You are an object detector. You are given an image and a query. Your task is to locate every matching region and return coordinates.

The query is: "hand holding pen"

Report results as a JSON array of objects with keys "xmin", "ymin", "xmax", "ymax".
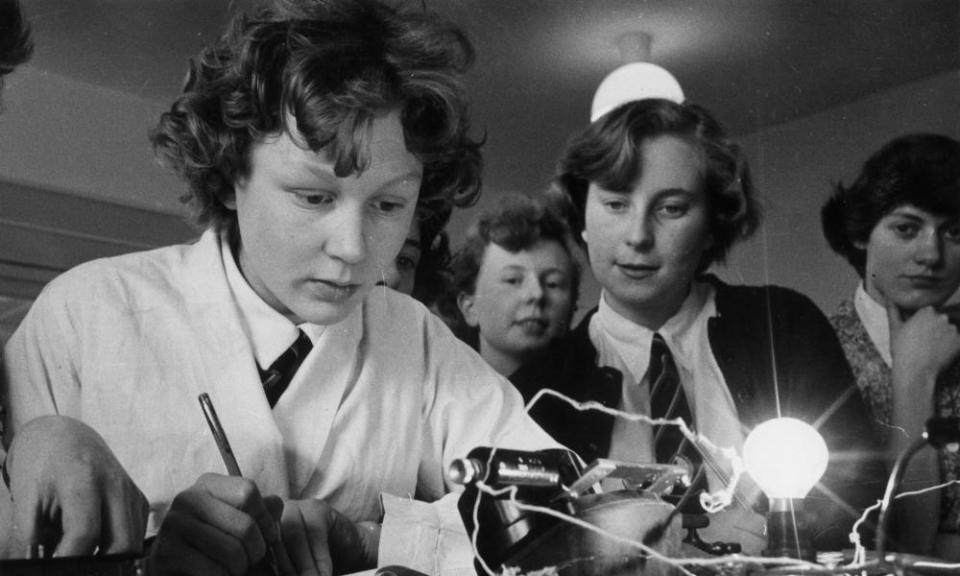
[
  {"xmin": 141, "ymin": 393, "xmax": 379, "ymax": 576},
  {"xmin": 198, "ymin": 393, "xmax": 292, "ymax": 576},
  {"xmin": 141, "ymin": 394, "xmax": 292, "ymax": 576},
  {"xmin": 197, "ymin": 393, "xmax": 379, "ymax": 575}
]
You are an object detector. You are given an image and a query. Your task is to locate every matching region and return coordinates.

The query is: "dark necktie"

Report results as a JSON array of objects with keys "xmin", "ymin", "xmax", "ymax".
[
  {"xmin": 259, "ymin": 330, "xmax": 313, "ymax": 408},
  {"xmin": 648, "ymin": 334, "xmax": 700, "ymax": 471}
]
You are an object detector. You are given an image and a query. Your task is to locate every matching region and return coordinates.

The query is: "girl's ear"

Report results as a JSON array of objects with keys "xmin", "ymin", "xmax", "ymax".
[
  {"xmin": 222, "ymin": 189, "xmax": 238, "ymax": 210},
  {"xmin": 457, "ymin": 292, "xmax": 480, "ymax": 328}
]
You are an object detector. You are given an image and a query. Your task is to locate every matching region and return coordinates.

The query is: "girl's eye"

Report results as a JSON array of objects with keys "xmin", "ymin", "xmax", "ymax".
[
  {"xmin": 891, "ymin": 222, "xmax": 919, "ymax": 238},
  {"xmin": 371, "ymin": 199, "xmax": 407, "ymax": 215},
  {"xmin": 657, "ymin": 203, "xmax": 689, "ymax": 218},
  {"xmin": 293, "ymin": 190, "xmax": 334, "ymax": 207},
  {"xmin": 944, "ymin": 225, "xmax": 960, "ymax": 242},
  {"xmin": 397, "ymin": 255, "xmax": 419, "ymax": 271},
  {"xmin": 603, "ymin": 199, "xmax": 628, "ymax": 213},
  {"xmin": 502, "ymin": 277, "xmax": 522, "ymax": 286},
  {"xmin": 543, "ymin": 274, "xmax": 568, "ymax": 290}
]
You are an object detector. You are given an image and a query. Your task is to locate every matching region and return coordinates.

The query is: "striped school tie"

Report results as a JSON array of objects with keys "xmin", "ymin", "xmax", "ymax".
[
  {"xmin": 259, "ymin": 330, "xmax": 313, "ymax": 408},
  {"xmin": 648, "ymin": 333, "xmax": 701, "ymax": 474}
]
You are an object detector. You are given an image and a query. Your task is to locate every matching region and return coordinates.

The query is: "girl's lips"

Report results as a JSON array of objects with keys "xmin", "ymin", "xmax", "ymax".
[
  {"xmin": 309, "ymin": 279, "xmax": 360, "ymax": 301},
  {"xmin": 903, "ymin": 275, "xmax": 945, "ymax": 288},
  {"xmin": 616, "ymin": 262, "xmax": 658, "ymax": 279},
  {"xmin": 515, "ymin": 318, "xmax": 549, "ymax": 335}
]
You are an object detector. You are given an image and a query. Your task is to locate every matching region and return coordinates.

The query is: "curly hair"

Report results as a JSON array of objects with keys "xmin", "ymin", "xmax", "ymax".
[
  {"xmin": 410, "ymin": 204, "xmax": 454, "ymax": 307},
  {"xmin": 821, "ymin": 133, "xmax": 960, "ymax": 278},
  {"xmin": 443, "ymin": 195, "xmax": 581, "ymax": 347},
  {"xmin": 551, "ymin": 98, "xmax": 759, "ymax": 271},
  {"xmin": 151, "ymin": 0, "xmax": 482, "ymax": 240},
  {"xmin": 0, "ymin": 0, "xmax": 33, "ymax": 93}
]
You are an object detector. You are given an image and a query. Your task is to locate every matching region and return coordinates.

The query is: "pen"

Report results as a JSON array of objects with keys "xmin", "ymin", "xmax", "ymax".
[
  {"xmin": 199, "ymin": 392, "xmax": 243, "ymax": 476},
  {"xmin": 198, "ymin": 392, "xmax": 285, "ymax": 576}
]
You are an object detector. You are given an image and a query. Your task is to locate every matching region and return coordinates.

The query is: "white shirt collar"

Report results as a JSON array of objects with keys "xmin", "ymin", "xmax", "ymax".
[
  {"xmin": 220, "ymin": 234, "xmax": 325, "ymax": 369},
  {"xmin": 854, "ymin": 282, "xmax": 892, "ymax": 367},
  {"xmin": 594, "ymin": 282, "xmax": 716, "ymax": 382}
]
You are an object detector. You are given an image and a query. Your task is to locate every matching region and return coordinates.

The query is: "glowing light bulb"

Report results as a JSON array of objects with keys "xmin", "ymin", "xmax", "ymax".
[
  {"xmin": 743, "ymin": 417, "xmax": 828, "ymax": 499},
  {"xmin": 743, "ymin": 417, "xmax": 829, "ymax": 560}
]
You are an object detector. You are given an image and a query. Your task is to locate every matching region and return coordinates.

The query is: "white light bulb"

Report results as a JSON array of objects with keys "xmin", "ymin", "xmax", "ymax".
[
  {"xmin": 590, "ymin": 62, "xmax": 685, "ymax": 122},
  {"xmin": 742, "ymin": 417, "xmax": 828, "ymax": 500}
]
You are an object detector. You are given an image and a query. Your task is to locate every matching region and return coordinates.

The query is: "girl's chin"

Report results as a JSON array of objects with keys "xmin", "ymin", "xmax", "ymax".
[{"xmin": 891, "ymin": 294, "xmax": 950, "ymax": 314}]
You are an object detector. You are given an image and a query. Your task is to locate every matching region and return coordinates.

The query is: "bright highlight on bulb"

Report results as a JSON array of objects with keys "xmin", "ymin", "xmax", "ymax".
[
  {"xmin": 743, "ymin": 417, "xmax": 828, "ymax": 500},
  {"xmin": 590, "ymin": 62, "xmax": 685, "ymax": 122}
]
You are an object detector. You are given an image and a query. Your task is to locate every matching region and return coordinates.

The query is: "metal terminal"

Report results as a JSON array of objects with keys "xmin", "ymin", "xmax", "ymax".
[{"xmin": 448, "ymin": 457, "xmax": 485, "ymax": 485}]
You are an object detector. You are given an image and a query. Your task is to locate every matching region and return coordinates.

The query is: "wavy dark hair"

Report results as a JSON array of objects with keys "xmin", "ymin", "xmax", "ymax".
[
  {"xmin": 443, "ymin": 194, "xmax": 581, "ymax": 348},
  {"xmin": 0, "ymin": 0, "xmax": 33, "ymax": 94},
  {"xmin": 551, "ymin": 98, "xmax": 759, "ymax": 271},
  {"xmin": 821, "ymin": 133, "xmax": 960, "ymax": 278},
  {"xmin": 411, "ymin": 204, "xmax": 454, "ymax": 307},
  {"xmin": 151, "ymin": 0, "xmax": 482, "ymax": 239}
]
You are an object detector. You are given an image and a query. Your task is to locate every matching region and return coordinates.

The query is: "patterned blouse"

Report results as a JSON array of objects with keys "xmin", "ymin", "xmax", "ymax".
[{"xmin": 830, "ymin": 299, "xmax": 960, "ymax": 532}]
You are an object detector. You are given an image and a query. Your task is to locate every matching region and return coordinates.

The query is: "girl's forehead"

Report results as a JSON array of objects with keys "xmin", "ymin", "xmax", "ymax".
[{"xmin": 885, "ymin": 203, "xmax": 960, "ymax": 222}]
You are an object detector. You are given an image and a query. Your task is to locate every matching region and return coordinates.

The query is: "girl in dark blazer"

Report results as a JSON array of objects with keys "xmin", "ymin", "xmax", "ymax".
[{"xmin": 517, "ymin": 97, "xmax": 885, "ymax": 553}]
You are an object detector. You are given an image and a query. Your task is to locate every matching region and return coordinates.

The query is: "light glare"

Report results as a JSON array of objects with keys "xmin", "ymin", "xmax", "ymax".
[{"xmin": 742, "ymin": 417, "xmax": 828, "ymax": 500}]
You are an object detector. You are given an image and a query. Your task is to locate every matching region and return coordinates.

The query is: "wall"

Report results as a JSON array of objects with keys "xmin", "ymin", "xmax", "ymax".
[
  {"xmin": 2, "ymin": 66, "xmax": 959, "ymax": 326},
  {"xmin": 0, "ymin": 66, "xmax": 184, "ymax": 213},
  {"xmin": 718, "ymin": 69, "xmax": 960, "ymax": 313},
  {"xmin": 0, "ymin": 67, "xmax": 196, "ymax": 341},
  {"xmin": 446, "ymin": 69, "xmax": 960, "ymax": 319}
]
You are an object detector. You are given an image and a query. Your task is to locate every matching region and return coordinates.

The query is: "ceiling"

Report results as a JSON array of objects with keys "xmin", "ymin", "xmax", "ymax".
[{"xmin": 24, "ymin": 0, "xmax": 960, "ymax": 196}]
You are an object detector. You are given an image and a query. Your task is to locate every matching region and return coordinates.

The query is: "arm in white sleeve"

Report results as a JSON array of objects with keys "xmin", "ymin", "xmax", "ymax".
[{"xmin": 377, "ymin": 314, "xmax": 561, "ymax": 576}]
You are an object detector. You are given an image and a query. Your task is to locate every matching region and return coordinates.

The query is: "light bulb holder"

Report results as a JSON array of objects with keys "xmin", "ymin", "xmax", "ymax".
[
  {"xmin": 763, "ymin": 498, "xmax": 815, "ymax": 562},
  {"xmin": 615, "ymin": 31, "xmax": 652, "ymax": 63}
]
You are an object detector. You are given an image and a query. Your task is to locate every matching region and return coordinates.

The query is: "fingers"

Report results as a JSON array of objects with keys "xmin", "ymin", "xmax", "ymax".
[
  {"xmin": 281, "ymin": 504, "xmax": 332, "ymax": 576},
  {"xmin": 159, "ymin": 501, "xmax": 253, "ymax": 576},
  {"xmin": 188, "ymin": 475, "xmax": 271, "ymax": 563},
  {"xmin": 7, "ymin": 415, "xmax": 148, "ymax": 557},
  {"xmin": 279, "ymin": 500, "xmax": 377, "ymax": 576},
  {"xmin": 12, "ymin": 467, "xmax": 101, "ymax": 557},
  {"xmin": 149, "ymin": 474, "xmax": 280, "ymax": 576},
  {"xmin": 11, "ymin": 484, "xmax": 42, "ymax": 553},
  {"xmin": 885, "ymin": 298, "xmax": 906, "ymax": 334},
  {"xmin": 147, "ymin": 526, "xmax": 231, "ymax": 576},
  {"xmin": 354, "ymin": 521, "xmax": 381, "ymax": 565},
  {"xmin": 99, "ymin": 484, "xmax": 150, "ymax": 555},
  {"xmin": 54, "ymin": 478, "xmax": 103, "ymax": 556},
  {"xmin": 262, "ymin": 495, "xmax": 295, "ymax": 576}
]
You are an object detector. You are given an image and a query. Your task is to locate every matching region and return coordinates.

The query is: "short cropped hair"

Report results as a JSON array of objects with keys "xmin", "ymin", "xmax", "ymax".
[
  {"xmin": 442, "ymin": 195, "xmax": 580, "ymax": 347},
  {"xmin": 451, "ymin": 195, "xmax": 581, "ymax": 300},
  {"xmin": 151, "ymin": 0, "xmax": 482, "ymax": 240},
  {"xmin": 821, "ymin": 133, "xmax": 960, "ymax": 278},
  {"xmin": 552, "ymin": 98, "xmax": 759, "ymax": 270},
  {"xmin": 0, "ymin": 0, "xmax": 33, "ymax": 92}
]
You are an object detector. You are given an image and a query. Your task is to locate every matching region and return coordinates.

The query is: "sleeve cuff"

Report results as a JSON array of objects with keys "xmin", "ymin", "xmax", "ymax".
[{"xmin": 377, "ymin": 493, "xmax": 476, "ymax": 576}]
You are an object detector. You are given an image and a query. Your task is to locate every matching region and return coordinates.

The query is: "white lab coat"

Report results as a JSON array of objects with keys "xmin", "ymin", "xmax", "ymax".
[{"xmin": 1, "ymin": 230, "xmax": 557, "ymax": 541}]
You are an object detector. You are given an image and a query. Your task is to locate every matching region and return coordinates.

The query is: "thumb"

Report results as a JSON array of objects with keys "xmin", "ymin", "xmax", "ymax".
[
  {"xmin": 885, "ymin": 297, "xmax": 906, "ymax": 336},
  {"xmin": 54, "ymin": 494, "xmax": 101, "ymax": 557}
]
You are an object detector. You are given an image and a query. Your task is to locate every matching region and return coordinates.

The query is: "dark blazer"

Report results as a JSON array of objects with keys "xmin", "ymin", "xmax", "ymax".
[{"xmin": 510, "ymin": 276, "xmax": 887, "ymax": 551}]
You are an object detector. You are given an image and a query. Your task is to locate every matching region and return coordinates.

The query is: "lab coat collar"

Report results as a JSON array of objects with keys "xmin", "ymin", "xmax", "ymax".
[
  {"xmin": 177, "ymin": 230, "xmax": 290, "ymax": 496},
  {"xmin": 181, "ymin": 229, "xmax": 363, "ymax": 495}
]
